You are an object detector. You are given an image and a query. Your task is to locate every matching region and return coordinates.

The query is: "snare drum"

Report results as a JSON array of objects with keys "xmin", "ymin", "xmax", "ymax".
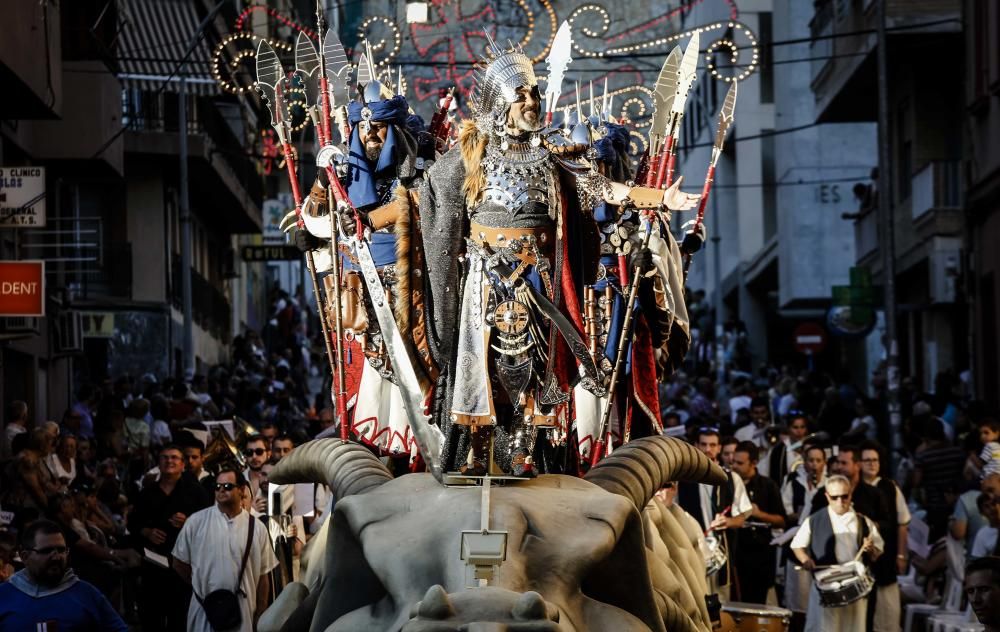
[
  {"xmin": 813, "ymin": 561, "xmax": 874, "ymax": 608},
  {"xmin": 704, "ymin": 533, "xmax": 727, "ymax": 576},
  {"xmin": 719, "ymin": 602, "xmax": 792, "ymax": 632}
]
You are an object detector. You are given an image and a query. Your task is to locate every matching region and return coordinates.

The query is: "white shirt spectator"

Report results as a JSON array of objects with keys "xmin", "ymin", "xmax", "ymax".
[
  {"xmin": 971, "ymin": 525, "xmax": 997, "ymax": 558},
  {"xmin": 173, "ymin": 507, "xmax": 278, "ymax": 632}
]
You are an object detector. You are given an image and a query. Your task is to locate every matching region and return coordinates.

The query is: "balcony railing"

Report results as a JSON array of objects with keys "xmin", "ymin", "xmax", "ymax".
[
  {"xmin": 18, "ymin": 216, "xmax": 132, "ymax": 299},
  {"xmin": 171, "ymin": 256, "xmax": 232, "ymax": 342},
  {"xmin": 911, "ymin": 161, "xmax": 962, "ymax": 221}
]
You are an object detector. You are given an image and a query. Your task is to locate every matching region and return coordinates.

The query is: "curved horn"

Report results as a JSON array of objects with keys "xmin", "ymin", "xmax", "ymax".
[
  {"xmin": 584, "ymin": 436, "xmax": 726, "ymax": 510},
  {"xmin": 269, "ymin": 438, "xmax": 393, "ymax": 501}
]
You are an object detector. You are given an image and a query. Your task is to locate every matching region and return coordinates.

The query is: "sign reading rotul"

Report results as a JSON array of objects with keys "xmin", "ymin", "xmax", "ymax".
[
  {"xmin": 0, "ymin": 261, "xmax": 45, "ymax": 316},
  {"xmin": 0, "ymin": 167, "xmax": 46, "ymax": 227}
]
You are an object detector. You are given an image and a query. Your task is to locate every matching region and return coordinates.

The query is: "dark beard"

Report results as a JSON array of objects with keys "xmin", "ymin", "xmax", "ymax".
[{"xmin": 365, "ymin": 145, "xmax": 382, "ymax": 163}]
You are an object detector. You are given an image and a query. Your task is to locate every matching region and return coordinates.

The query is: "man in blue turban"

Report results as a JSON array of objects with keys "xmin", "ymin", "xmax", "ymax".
[{"xmin": 295, "ymin": 80, "xmax": 436, "ymax": 474}]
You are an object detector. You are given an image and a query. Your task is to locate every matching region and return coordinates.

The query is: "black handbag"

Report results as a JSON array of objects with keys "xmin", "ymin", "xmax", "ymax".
[{"xmin": 195, "ymin": 515, "xmax": 255, "ymax": 631}]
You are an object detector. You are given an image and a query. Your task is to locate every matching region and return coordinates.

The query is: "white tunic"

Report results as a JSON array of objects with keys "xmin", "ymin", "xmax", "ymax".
[
  {"xmin": 790, "ymin": 507, "xmax": 883, "ymax": 632},
  {"xmin": 173, "ymin": 506, "xmax": 278, "ymax": 632}
]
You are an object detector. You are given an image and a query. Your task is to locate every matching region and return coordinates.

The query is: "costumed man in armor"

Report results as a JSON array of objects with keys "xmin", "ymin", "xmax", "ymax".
[
  {"xmin": 295, "ymin": 73, "xmax": 433, "ymax": 470},
  {"xmin": 571, "ymin": 115, "xmax": 691, "ymax": 467},
  {"xmin": 791, "ymin": 474, "xmax": 883, "ymax": 632},
  {"xmin": 417, "ymin": 40, "xmax": 698, "ymax": 477}
]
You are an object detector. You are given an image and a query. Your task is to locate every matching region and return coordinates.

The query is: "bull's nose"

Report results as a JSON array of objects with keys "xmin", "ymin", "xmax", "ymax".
[{"xmin": 403, "ymin": 586, "xmax": 561, "ymax": 632}]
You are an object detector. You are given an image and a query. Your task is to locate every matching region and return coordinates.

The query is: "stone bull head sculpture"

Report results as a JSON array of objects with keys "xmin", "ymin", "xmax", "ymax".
[{"xmin": 262, "ymin": 435, "xmax": 725, "ymax": 632}]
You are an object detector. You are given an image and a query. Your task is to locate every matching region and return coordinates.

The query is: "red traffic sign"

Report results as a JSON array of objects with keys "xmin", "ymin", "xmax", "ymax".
[
  {"xmin": 793, "ymin": 322, "xmax": 827, "ymax": 354},
  {"xmin": 0, "ymin": 261, "xmax": 44, "ymax": 317}
]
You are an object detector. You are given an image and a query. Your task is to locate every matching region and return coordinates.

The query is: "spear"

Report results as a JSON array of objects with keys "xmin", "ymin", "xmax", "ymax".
[
  {"xmin": 644, "ymin": 46, "xmax": 680, "ymax": 187},
  {"xmin": 312, "ymin": 6, "xmax": 354, "ymax": 441},
  {"xmin": 655, "ymin": 31, "xmax": 700, "ymax": 190},
  {"xmin": 544, "ymin": 21, "xmax": 572, "ymax": 126},
  {"xmin": 683, "ymin": 81, "xmax": 737, "ymax": 276},
  {"xmin": 255, "ymin": 39, "xmax": 339, "ymax": 414}
]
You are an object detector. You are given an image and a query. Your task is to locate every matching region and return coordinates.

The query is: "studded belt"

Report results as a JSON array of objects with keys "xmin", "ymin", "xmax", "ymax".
[{"xmin": 469, "ymin": 222, "xmax": 553, "ymax": 260}]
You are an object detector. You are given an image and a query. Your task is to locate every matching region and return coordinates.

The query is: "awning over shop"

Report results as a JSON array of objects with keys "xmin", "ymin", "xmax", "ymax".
[{"xmin": 117, "ymin": 0, "xmax": 218, "ymax": 96}]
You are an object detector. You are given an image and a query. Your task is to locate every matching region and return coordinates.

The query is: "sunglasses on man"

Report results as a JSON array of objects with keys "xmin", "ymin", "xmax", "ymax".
[
  {"xmin": 244, "ymin": 448, "xmax": 267, "ymax": 457},
  {"xmin": 214, "ymin": 482, "xmax": 238, "ymax": 491},
  {"xmin": 827, "ymin": 493, "xmax": 851, "ymax": 501}
]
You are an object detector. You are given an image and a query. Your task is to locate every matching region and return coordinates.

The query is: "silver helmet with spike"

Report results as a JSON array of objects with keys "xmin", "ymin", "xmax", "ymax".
[{"xmin": 472, "ymin": 31, "xmax": 537, "ymax": 132}]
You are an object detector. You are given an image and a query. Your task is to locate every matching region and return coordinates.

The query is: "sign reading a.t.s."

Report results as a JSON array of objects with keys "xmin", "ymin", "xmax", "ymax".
[{"xmin": 0, "ymin": 166, "xmax": 45, "ymax": 228}]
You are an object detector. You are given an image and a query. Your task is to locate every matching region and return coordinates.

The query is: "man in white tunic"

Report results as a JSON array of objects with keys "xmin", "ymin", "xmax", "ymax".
[
  {"xmin": 172, "ymin": 468, "xmax": 278, "ymax": 632},
  {"xmin": 791, "ymin": 474, "xmax": 883, "ymax": 632}
]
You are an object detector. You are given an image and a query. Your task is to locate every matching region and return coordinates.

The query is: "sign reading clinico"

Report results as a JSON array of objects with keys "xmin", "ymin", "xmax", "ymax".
[{"xmin": 0, "ymin": 167, "xmax": 46, "ymax": 228}]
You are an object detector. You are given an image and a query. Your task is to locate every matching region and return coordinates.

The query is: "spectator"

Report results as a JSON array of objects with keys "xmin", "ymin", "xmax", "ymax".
[
  {"xmin": 172, "ymin": 468, "xmax": 278, "ymax": 632},
  {"xmin": 951, "ymin": 475, "xmax": 994, "ymax": 554},
  {"xmin": 978, "ymin": 418, "xmax": 1000, "ymax": 479},
  {"xmin": 2, "ymin": 428, "xmax": 64, "ymax": 523},
  {"xmin": 47, "ymin": 433, "xmax": 78, "ymax": 486},
  {"xmin": 912, "ymin": 417, "xmax": 966, "ymax": 539},
  {"xmin": 846, "ymin": 397, "xmax": 877, "ymax": 442},
  {"xmin": 0, "ymin": 519, "xmax": 127, "ymax": 631},
  {"xmin": 271, "ymin": 434, "xmax": 295, "ymax": 463},
  {"xmin": 72, "ymin": 384, "xmax": 100, "ymax": 440},
  {"xmin": 965, "ymin": 556, "xmax": 1000, "ymax": 631},
  {"xmin": 730, "ymin": 441, "xmax": 786, "ymax": 604},
  {"xmin": 4, "ymin": 400, "xmax": 29, "ymax": 449},
  {"xmin": 735, "ymin": 396, "xmax": 773, "ymax": 451},
  {"xmin": 123, "ymin": 398, "xmax": 151, "ymax": 454},
  {"xmin": 128, "ymin": 444, "xmax": 211, "ymax": 632},
  {"xmin": 971, "ymin": 494, "xmax": 998, "ymax": 558},
  {"xmin": 244, "ymin": 436, "xmax": 271, "ymax": 515},
  {"xmin": 720, "ymin": 435, "xmax": 738, "ymax": 468},
  {"xmin": 76, "ymin": 436, "xmax": 97, "ymax": 480}
]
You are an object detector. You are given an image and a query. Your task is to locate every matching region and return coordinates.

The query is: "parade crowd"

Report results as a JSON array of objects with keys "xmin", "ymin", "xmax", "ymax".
[
  {"xmin": 0, "ymin": 288, "xmax": 327, "ymax": 631},
  {"xmin": 0, "ymin": 294, "xmax": 997, "ymax": 631}
]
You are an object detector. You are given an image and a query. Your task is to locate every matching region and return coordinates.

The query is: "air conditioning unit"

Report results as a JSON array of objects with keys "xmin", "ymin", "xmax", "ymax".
[
  {"xmin": 55, "ymin": 311, "xmax": 83, "ymax": 354},
  {"xmin": 1, "ymin": 317, "xmax": 41, "ymax": 336}
]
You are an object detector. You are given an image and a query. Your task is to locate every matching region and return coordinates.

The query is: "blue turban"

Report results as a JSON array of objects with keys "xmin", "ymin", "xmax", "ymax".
[{"xmin": 345, "ymin": 96, "xmax": 410, "ymax": 209}]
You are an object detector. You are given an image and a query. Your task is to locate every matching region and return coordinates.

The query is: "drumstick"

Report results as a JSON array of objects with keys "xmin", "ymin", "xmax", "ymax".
[{"xmin": 853, "ymin": 536, "xmax": 872, "ymax": 562}]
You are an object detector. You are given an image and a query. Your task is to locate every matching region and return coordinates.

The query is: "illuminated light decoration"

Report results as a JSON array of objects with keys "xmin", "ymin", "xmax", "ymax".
[
  {"xmin": 406, "ymin": 0, "xmax": 560, "ymax": 103},
  {"xmin": 565, "ymin": 6, "xmax": 759, "ymax": 83},
  {"xmin": 212, "ymin": 30, "xmax": 292, "ymax": 95},
  {"xmin": 235, "ymin": 5, "xmax": 316, "ymax": 40},
  {"xmin": 281, "ymin": 78, "xmax": 311, "ymax": 133},
  {"xmin": 357, "ymin": 16, "xmax": 403, "ymax": 67}
]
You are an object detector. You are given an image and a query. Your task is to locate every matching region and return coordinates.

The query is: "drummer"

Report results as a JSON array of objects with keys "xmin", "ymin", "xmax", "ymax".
[{"xmin": 790, "ymin": 474, "xmax": 883, "ymax": 631}]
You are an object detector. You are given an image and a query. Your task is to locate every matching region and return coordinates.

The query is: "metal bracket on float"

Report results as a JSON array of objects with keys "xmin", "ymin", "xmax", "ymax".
[{"xmin": 460, "ymin": 476, "xmax": 509, "ymax": 587}]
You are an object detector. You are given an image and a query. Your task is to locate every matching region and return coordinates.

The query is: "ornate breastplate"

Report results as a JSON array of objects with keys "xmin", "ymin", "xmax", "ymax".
[{"xmin": 473, "ymin": 140, "xmax": 557, "ymax": 227}]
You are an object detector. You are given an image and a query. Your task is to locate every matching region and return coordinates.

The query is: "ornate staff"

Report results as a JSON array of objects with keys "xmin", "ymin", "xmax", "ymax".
[
  {"xmin": 683, "ymin": 81, "xmax": 737, "ymax": 276},
  {"xmin": 255, "ymin": 39, "xmax": 338, "ymax": 394},
  {"xmin": 312, "ymin": 7, "xmax": 353, "ymax": 441}
]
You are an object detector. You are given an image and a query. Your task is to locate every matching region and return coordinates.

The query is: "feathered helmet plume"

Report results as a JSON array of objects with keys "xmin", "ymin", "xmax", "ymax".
[{"xmin": 471, "ymin": 30, "xmax": 537, "ymax": 132}]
